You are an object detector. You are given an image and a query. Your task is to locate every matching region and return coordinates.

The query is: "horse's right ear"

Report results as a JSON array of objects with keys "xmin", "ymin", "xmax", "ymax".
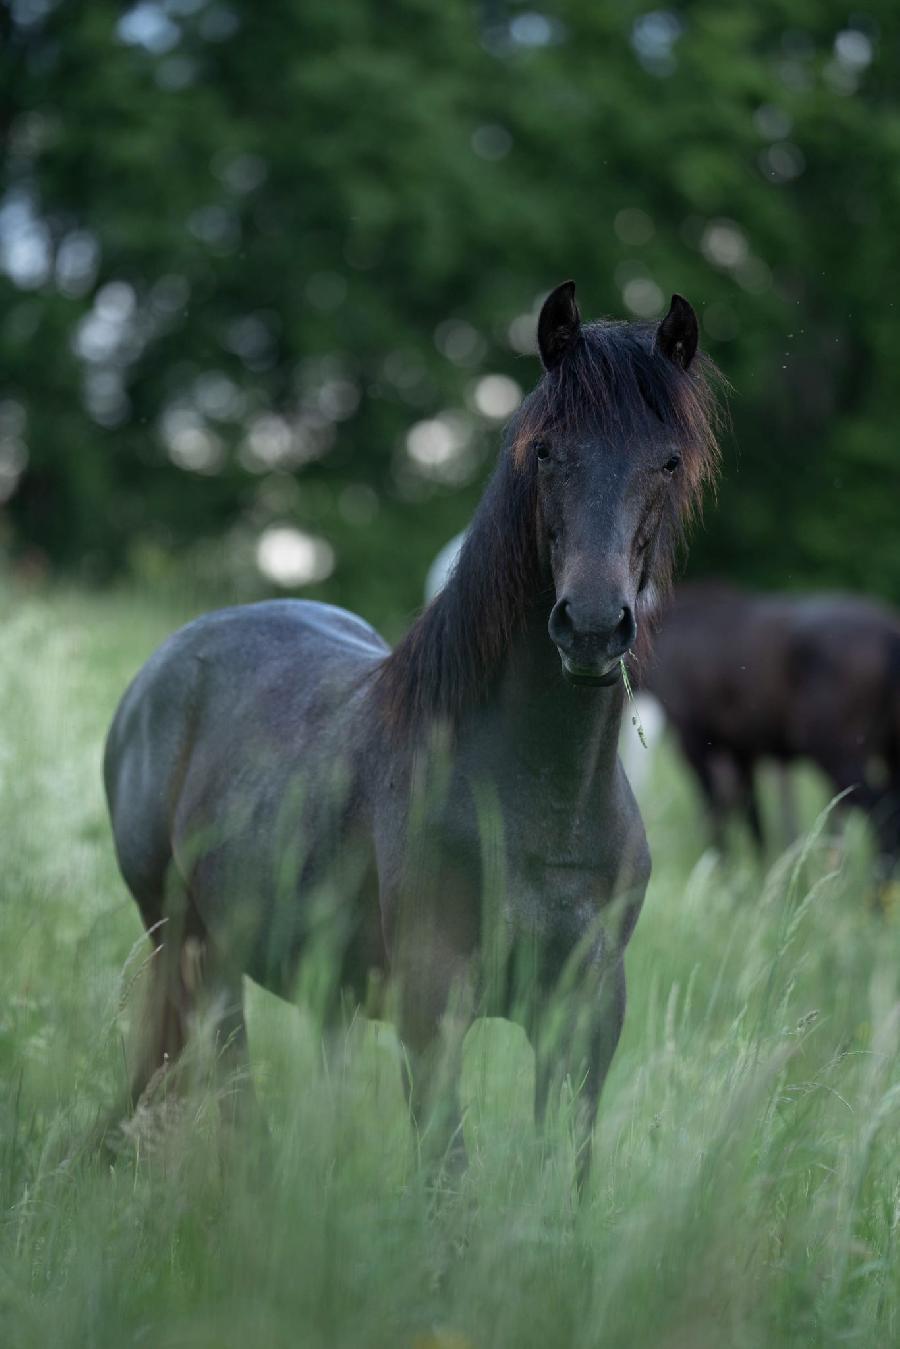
[{"xmin": 537, "ymin": 280, "xmax": 581, "ymax": 370}]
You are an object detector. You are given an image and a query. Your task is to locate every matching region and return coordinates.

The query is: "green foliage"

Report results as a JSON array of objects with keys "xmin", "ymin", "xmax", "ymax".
[
  {"xmin": 1, "ymin": 2, "xmax": 899, "ymax": 629},
  {"xmin": 2, "ymin": 586, "xmax": 899, "ymax": 1347}
]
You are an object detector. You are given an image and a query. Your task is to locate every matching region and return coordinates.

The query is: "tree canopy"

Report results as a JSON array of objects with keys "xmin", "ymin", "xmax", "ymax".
[{"xmin": 2, "ymin": 1, "xmax": 898, "ymax": 632}]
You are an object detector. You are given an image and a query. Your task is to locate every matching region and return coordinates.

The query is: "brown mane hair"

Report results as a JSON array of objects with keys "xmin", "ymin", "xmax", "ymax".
[{"xmin": 375, "ymin": 318, "xmax": 724, "ymax": 736}]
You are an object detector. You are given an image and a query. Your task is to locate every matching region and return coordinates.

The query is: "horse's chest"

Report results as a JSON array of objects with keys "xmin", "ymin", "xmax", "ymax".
[
  {"xmin": 436, "ymin": 784, "xmax": 641, "ymax": 937},
  {"xmin": 506, "ymin": 824, "xmax": 625, "ymax": 922},
  {"xmin": 501, "ymin": 774, "xmax": 622, "ymax": 869}
]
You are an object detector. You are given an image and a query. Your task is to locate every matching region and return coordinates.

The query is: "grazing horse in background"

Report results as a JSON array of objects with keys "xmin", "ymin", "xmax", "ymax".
[
  {"xmin": 104, "ymin": 282, "xmax": 722, "ymax": 1163},
  {"xmin": 644, "ymin": 583, "xmax": 900, "ymax": 868}
]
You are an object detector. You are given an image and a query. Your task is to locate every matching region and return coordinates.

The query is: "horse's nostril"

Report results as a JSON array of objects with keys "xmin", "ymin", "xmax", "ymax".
[
  {"xmin": 548, "ymin": 597, "xmax": 575, "ymax": 652},
  {"xmin": 613, "ymin": 605, "xmax": 636, "ymax": 654}
]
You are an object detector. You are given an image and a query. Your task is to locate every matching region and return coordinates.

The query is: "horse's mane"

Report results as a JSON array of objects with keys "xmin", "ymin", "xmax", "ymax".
[{"xmin": 375, "ymin": 318, "xmax": 723, "ymax": 737}]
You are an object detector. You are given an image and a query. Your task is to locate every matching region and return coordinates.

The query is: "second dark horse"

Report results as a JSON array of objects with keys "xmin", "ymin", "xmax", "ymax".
[
  {"xmin": 104, "ymin": 284, "xmax": 721, "ymax": 1163},
  {"xmin": 645, "ymin": 584, "xmax": 900, "ymax": 869}
]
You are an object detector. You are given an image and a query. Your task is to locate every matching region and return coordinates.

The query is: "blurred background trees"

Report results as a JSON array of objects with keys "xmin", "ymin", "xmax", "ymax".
[{"xmin": 1, "ymin": 0, "xmax": 898, "ymax": 636}]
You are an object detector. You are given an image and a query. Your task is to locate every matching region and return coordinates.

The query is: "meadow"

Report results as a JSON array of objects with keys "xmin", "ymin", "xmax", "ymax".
[{"xmin": 1, "ymin": 585, "xmax": 898, "ymax": 1348}]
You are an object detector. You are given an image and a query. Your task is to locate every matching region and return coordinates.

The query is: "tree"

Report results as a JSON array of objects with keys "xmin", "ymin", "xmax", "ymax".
[{"xmin": 1, "ymin": 1, "xmax": 898, "ymax": 631}]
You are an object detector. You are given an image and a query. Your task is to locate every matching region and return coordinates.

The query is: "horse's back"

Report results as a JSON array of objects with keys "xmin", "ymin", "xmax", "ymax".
[
  {"xmin": 649, "ymin": 585, "xmax": 900, "ymax": 759},
  {"xmin": 106, "ymin": 599, "xmax": 388, "ymax": 776},
  {"xmin": 647, "ymin": 586, "xmax": 791, "ymax": 747},
  {"xmin": 153, "ymin": 598, "xmax": 389, "ymax": 676},
  {"xmin": 788, "ymin": 593, "xmax": 900, "ymax": 662},
  {"xmin": 784, "ymin": 595, "xmax": 900, "ymax": 755}
]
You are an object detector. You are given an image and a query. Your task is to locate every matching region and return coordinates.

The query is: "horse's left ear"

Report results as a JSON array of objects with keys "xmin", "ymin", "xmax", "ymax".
[
  {"xmin": 537, "ymin": 280, "xmax": 581, "ymax": 370},
  {"xmin": 656, "ymin": 294, "xmax": 699, "ymax": 370}
]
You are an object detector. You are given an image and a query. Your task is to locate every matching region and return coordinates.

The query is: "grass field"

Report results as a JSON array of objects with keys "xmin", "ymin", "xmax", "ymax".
[{"xmin": 1, "ymin": 585, "xmax": 899, "ymax": 1348}]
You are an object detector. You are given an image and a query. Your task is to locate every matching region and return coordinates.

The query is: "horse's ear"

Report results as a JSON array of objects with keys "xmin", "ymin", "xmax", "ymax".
[
  {"xmin": 656, "ymin": 294, "xmax": 699, "ymax": 370},
  {"xmin": 537, "ymin": 280, "xmax": 581, "ymax": 370}
]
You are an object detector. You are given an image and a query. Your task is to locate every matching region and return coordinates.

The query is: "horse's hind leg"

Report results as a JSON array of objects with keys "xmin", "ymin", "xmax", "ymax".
[
  {"xmin": 680, "ymin": 732, "xmax": 728, "ymax": 850},
  {"xmin": 734, "ymin": 757, "xmax": 764, "ymax": 853},
  {"xmin": 126, "ymin": 872, "xmax": 200, "ymax": 1108},
  {"xmin": 199, "ymin": 957, "xmax": 258, "ymax": 1128},
  {"xmin": 774, "ymin": 762, "xmax": 800, "ymax": 849},
  {"xmin": 129, "ymin": 921, "xmax": 257, "ymax": 1127},
  {"xmin": 123, "ymin": 866, "xmax": 236, "ymax": 1088}
]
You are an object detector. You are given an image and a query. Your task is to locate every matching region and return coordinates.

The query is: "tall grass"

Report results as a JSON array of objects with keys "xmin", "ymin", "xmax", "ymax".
[{"xmin": 1, "ymin": 585, "xmax": 898, "ymax": 1347}]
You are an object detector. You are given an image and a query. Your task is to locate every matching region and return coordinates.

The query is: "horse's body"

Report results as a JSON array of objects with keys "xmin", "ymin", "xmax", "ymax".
[
  {"xmin": 106, "ymin": 594, "xmax": 645, "ymax": 1108},
  {"xmin": 644, "ymin": 583, "xmax": 900, "ymax": 863},
  {"xmin": 105, "ymin": 283, "xmax": 721, "ymax": 1154}
]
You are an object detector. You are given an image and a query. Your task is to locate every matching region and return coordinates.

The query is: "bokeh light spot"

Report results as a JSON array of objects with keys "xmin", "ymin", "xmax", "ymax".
[
  {"xmin": 471, "ymin": 374, "xmax": 522, "ymax": 420},
  {"xmin": 434, "ymin": 319, "xmax": 486, "ymax": 367},
  {"xmin": 471, "ymin": 125, "xmax": 513, "ymax": 161},
  {"xmin": 622, "ymin": 277, "xmax": 664, "ymax": 318},
  {"xmin": 701, "ymin": 219, "xmax": 749, "ymax": 269},
  {"xmin": 614, "ymin": 208, "xmax": 654, "ymax": 246},
  {"xmin": 256, "ymin": 527, "xmax": 334, "ymax": 587}
]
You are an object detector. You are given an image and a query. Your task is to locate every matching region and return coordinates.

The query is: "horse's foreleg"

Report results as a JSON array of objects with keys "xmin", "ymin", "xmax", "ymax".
[
  {"xmin": 382, "ymin": 843, "xmax": 480, "ymax": 1169},
  {"xmin": 395, "ymin": 949, "xmax": 474, "ymax": 1169},
  {"xmin": 402, "ymin": 1027, "xmax": 466, "ymax": 1170},
  {"xmin": 533, "ymin": 957, "xmax": 627, "ymax": 1191}
]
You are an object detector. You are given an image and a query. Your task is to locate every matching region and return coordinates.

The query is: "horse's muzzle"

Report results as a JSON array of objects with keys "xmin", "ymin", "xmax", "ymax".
[
  {"xmin": 549, "ymin": 595, "xmax": 635, "ymax": 687},
  {"xmin": 558, "ymin": 652, "xmax": 622, "ymax": 687}
]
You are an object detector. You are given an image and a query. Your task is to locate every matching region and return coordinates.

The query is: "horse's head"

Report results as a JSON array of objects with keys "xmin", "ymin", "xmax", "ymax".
[{"xmin": 517, "ymin": 281, "xmax": 720, "ymax": 687}]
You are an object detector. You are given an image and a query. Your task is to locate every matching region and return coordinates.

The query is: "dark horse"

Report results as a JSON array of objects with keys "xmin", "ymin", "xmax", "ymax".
[
  {"xmin": 104, "ymin": 283, "xmax": 721, "ymax": 1160},
  {"xmin": 644, "ymin": 583, "xmax": 900, "ymax": 868}
]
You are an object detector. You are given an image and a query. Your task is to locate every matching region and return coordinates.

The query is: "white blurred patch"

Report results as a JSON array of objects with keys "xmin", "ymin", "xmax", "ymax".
[
  {"xmin": 405, "ymin": 412, "xmax": 474, "ymax": 483},
  {"xmin": 700, "ymin": 220, "xmax": 749, "ymax": 270},
  {"xmin": 425, "ymin": 531, "xmax": 466, "ymax": 602},
  {"xmin": 619, "ymin": 693, "xmax": 666, "ymax": 794},
  {"xmin": 622, "ymin": 277, "xmax": 664, "ymax": 318},
  {"xmin": 161, "ymin": 407, "xmax": 224, "ymax": 473},
  {"xmin": 256, "ymin": 526, "xmax": 334, "ymax": 587},
  {"xmin": 507, "ymin": 312, "xmax": 539, "ymax": 355},
  {"xmin": 0, "ymin": 193, "xmax": 52, "ymax": 290},
  {"xmin": 471, "ymin": 374, "xmax": 522, "ymax": 420},
  {"xmin": 433, "ymin": 319, "xmax": 485, "ymax": 366}
]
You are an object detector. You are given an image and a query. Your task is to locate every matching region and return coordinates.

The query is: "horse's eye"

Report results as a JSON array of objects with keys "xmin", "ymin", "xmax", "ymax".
[
  {"xmin": 535, "ymin": 440, "xmax": 550, "ymax": 462},
  {"xmin": 663, "ymin": 454, "xmax": 681, "ymax": 474}
]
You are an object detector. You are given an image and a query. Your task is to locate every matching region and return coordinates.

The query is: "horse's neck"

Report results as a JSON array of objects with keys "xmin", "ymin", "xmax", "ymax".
[{"xmin": 483, "ymin": 601, "xmax": 626, "ymax": 796}]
